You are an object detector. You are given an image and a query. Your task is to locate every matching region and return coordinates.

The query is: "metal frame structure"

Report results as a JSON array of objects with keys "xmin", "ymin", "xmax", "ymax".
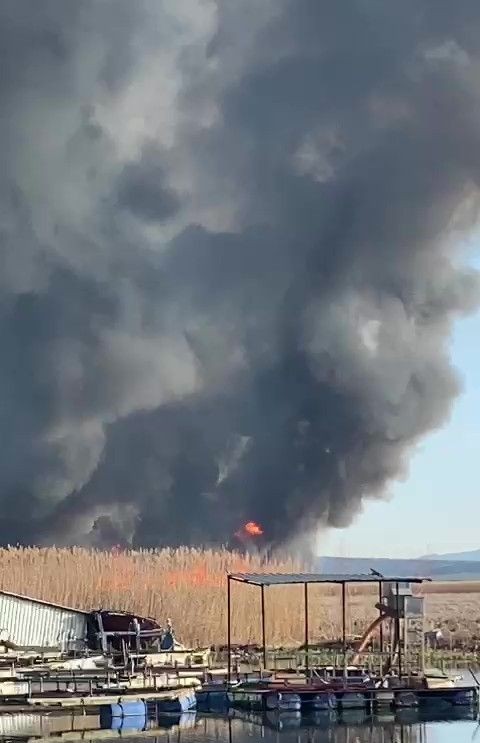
[{"xmin": 226, "ymin": 572, "xmax": 429, "ymax": 681}]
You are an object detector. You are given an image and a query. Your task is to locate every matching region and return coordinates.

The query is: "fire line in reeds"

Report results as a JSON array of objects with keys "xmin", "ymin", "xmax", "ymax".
[{"xmin": 0, "ymin": 546, "xmax": 478, "ymax": 648}]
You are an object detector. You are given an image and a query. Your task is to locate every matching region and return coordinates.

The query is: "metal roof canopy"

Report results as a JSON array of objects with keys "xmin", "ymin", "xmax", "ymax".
[
  {"xmin": 226, "ymin": 572, "xmax": 430, "ymax": 681},
  {"xmin": 228, "ymin": 572, "xmax": 429, "ymax": 586}
]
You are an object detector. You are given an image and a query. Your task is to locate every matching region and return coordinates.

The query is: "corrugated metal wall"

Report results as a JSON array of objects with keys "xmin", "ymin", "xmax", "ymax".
[
  {"xmin": 0, "ymin": 714, "xmax": 44, "ymax": 736},
  {"xmin": 0, "ymin": 592, "xmax": 87, "ymax": 651}
]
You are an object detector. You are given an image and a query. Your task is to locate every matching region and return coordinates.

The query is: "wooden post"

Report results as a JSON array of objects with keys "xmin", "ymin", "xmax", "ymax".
[
  {"xmin": 304, "ymin": 582, "xmax": 309, "ymax": 679},
  {"xmin": 261, "ymin": 584, "xmax": 267, "ymax": 672}
]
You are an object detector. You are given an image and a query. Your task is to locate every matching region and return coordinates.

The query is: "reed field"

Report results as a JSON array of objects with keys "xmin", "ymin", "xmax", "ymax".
[{"xmin": 0, "ymin": 546, "xmax": 478, "ymax": 647}]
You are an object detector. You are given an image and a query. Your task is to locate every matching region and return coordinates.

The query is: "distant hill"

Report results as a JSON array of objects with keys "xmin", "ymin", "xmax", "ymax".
[
  {"xmin": 420, "ymin": 548, "xmax": 480, "ymax": 561},
  {"xmin": 317, "ymin": 555, "xmax": 480, "ymax": 581}
]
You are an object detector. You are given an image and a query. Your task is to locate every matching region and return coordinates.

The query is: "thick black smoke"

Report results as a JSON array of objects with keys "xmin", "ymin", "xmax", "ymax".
[{"xmin": 0, "ymin": 0, "xmax": 479, "ymax": 547}]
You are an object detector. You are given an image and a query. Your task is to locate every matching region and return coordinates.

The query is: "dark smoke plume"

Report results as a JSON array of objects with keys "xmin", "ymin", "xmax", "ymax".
[{"xmin": 0, "ymin": 0, "xmax": 479, "ymax": 547}]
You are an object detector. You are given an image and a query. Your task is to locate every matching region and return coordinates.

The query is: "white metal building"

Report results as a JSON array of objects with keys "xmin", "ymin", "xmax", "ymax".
[{"xmin": 0, "ymin": 590, "xmax": 88, "ymax": 652}]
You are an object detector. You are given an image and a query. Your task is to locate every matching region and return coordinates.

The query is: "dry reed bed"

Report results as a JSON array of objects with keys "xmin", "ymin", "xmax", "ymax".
[{"xmin": 0, "ymin": 547, "xmax": 477, "ymax": 646}]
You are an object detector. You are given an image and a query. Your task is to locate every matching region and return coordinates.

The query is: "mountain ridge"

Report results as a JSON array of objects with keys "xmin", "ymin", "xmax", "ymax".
[
  {"xmin": 317, "ymin": 555, "xmax": 480, "ymax": 581},
  {"xmin": 419, "ymin": 548, "xmax": 480, "ymax": 561}
]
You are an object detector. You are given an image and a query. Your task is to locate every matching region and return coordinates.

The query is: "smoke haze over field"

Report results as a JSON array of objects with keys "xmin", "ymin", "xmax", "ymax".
[{"xmin": 1, "ymin": 0, "xmax": 480, "ymax": 547}]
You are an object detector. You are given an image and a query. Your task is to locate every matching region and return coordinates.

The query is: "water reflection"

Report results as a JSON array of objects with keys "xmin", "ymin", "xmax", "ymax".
[{"xmin": 0, "ymin": 710, "xmax": 477, "ymax": 743}]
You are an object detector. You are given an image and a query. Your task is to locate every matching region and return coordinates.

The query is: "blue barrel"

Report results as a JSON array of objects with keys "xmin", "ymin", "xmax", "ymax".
[
  {"xmin": 305, "ymin": 711, "xmax": 338, "ymax": 728},
  {"xmin": 265, "ymin": 710, "xmax": 301, "ymax": 730},
  {"xmin": 305, "ymin": 692, "xmax": 337, "ymax": 710},
  {"xmin": 265, "ymin": 692, "xmax": 301, "ymax": 711},
  {"xmin": 118, "ymin": 701, "xmax": 147, "ymax": 717},
  {"xmin": 100, "ymin": 705, "xmax": 114, "ymax": 728},
  {"xmin": 452, "ymin": 689, "xmax": 475, "ymax": 706},
  {"xmin": 196, "ymin": 690, "xmax": 229, "ymax": 711},
  {"xmin": 100, "ymin": 701, "xmax": 147, "ymax": 728},
  {"xmin": 339, "ymin": 692, "xmax": 366, "ymax": 710},
  {"xmin": 157, "ymin": 690, "xmax": 196, "ymax": 713},
  {"xmin": 395, "ymin": 691, "xmax": 419, "ymax": 708},
  {"xmin": 108, "ymin": 714, "xmax": 147, "ymax": 731}
]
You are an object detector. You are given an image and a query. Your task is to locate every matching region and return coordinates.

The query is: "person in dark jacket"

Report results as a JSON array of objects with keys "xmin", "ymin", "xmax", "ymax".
[{"xmin": 160, "ymin": 618, "xmax": 175, "ymax": 651}]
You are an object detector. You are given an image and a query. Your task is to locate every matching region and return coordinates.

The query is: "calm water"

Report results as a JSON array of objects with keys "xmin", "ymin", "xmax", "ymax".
[{"xmin": 0, "ymin": 712, "xmax": 478, "ymax": 743}]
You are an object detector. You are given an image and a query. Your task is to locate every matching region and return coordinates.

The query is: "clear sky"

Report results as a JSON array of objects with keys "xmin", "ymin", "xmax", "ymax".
[{"xmin": 320, "ymin": 253, "xmax": 480, "ymax": 559}]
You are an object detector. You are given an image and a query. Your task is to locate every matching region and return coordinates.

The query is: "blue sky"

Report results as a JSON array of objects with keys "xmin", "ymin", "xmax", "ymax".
[{"xmin": 320, "ymin": 253, "xmax": 480, "ymax": 559}]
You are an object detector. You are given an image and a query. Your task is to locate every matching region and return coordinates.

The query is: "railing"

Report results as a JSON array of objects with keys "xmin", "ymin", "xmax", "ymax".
[
  {"xmin": 224, "ymin": 646, "xmax": 473, "ymax": 679},
  {"xmin": 15, "ymin": 665, "xmax": 202, "ymax": 697},
  {"xmin": 144, "ymin": 642, "xmax": 480, "ymax": 681}
]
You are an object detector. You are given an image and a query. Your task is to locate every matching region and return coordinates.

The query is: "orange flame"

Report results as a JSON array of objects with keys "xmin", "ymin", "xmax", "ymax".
[{"xmin": 242, "ymin": 520, "xmax": 264, "ymax": 537}]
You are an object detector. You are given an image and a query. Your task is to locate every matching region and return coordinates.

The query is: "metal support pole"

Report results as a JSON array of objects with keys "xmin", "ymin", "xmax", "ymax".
[
  {"xmin": 420, "ymin": 601, "xmax": 426, "ymax": 675},
  {"xmin": 96, "ymin": 612, "xmax": 107, "ymax": 654},
  {"xmin": 379, "ymin": 582, "xmax": 384, "ymax": 652},
  {"xmin": 395, "ymin": 581, "xmax": 402, "ymax": 679},
  {"xmin": 304, "ymin": 582, "xmax": 309, "ymax": 678},
  {"xmin": 227, "ymin": 575, "xmax": 232, "ymax": 683},
  {"xmin": 379, "ymin": 581, "xmax": 384, "ymax": 674},
  {"xmin": 342, "ymin": 582, "xmax": 347, "ymax": 680},
  {"xmin": 261, "ymin": 584, "xmax": 267, "ymax": 671}
]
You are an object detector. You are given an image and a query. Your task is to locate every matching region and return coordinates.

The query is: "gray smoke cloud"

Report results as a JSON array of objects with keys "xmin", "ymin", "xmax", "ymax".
[{"xmin": 0, "ymin": 0, "xmax": 479, "ymax": 547}]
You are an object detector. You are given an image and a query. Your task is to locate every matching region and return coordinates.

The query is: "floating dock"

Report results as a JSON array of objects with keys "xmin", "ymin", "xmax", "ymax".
[
  {"xmin": 197, "ymin": 683, "xmax": 479, "ymax": 712},
  {"xmin": 0, "ymin": 683, "xmax": 200, "ymax": 714}
]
